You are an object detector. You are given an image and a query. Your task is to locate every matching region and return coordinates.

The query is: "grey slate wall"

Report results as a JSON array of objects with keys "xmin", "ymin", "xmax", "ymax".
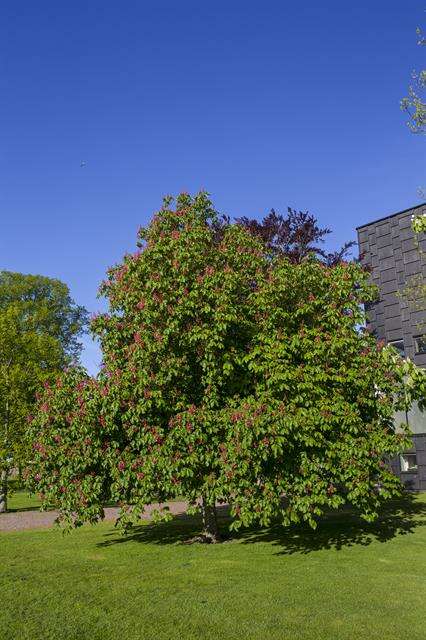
[
  {"xmin": 357, "ymin": 203, "xmax": 426, "ymax": 367},
  {"xmin": 357, "ymin": 203, "xmax": 426, "ymax": 490}
]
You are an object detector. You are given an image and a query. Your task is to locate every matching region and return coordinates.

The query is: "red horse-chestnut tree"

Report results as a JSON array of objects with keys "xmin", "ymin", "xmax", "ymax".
[{"xmin": 27, "ymin": 192, "xmax": 424, "ymax": 541}]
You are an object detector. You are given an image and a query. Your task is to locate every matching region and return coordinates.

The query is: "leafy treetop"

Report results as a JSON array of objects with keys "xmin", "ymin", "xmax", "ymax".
[
  {"xmin": 0, "ymin": 271, "xmax": 88, "ymax": 362},
  {"xmin": 236, "ymin": 207, "xmax": 356, "ymax": 265},
  {"xmin": 401, "ymin": 25, "xmax": 426, "ymax": 134}
]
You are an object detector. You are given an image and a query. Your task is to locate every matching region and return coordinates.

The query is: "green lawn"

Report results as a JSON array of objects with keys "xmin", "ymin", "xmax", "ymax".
[
  {"xmin": 6, "ymin": 488, "xmax": 182, "ymax": 512},
  {"xmin": 1, "ymin": 494, "xmax": 426, "ymax": 640},
  {"xmin": 7, "ymin": 489, "xmax": 42, "ymax": 511},
  {"xmin": 5, "ymin": 479, "xmax": 43, "ymax": 511}
]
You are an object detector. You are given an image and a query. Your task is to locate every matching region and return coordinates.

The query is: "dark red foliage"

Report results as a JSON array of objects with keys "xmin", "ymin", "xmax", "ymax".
[{"xmin": 236, "ymin": 207, "xmax": 356, "ymax": 265}]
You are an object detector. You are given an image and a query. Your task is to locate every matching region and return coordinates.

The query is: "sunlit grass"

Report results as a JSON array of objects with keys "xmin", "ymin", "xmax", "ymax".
[
  {"xmin": 1, "ymin": 494, "xmax": 426, "ymax": 640},
  {"xmin": 7, "ymin": 489, "xmax": 43, "ymax": 512}
]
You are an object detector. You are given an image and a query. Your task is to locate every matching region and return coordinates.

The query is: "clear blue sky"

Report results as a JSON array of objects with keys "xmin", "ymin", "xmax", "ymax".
[{"xmin": 1, "ymin": 1, "xmax": 425, "ymax": 373}]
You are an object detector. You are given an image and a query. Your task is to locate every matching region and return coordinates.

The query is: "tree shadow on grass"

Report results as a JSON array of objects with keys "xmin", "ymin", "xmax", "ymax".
[
  {"xmin": 97, "ymin": 494, "xmax": 426, "ymax": 555},
  {"xmin": 238, "ymin": 496, "xmax": 426, "ymax": 555},
  {"xmin": 98, "ymin": 512, "xmax": 213, "ymax": 548},
  {"xmin": 6, "ymin": 506, "xmax": 46, "ymax": 513}
]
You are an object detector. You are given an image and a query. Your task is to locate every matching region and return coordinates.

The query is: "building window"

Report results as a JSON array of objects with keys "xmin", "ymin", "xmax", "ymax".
[
  {"xmin": 388, "ymin": 339, "xmax": 405, "ymax": 357},
  {"xmin": 400, "ymin": 452, "xmax": 418, "ymax": 472},
  {"xmin": 414, "ymin": 335, "xmax": 426, "ymax": 355}
]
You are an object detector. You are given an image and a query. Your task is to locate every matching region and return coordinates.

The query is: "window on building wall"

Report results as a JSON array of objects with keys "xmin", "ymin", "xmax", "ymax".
[
  {"xmin": 400, "ymin": 452, "xmax": 418, "ymax": 472},
  {"xmin": 414, "ymin": 335, "xmax": 426, "ymax": 354},
  {"xmin": 388, "ymin": 340, "xmax": 405, "ymax": 357}
]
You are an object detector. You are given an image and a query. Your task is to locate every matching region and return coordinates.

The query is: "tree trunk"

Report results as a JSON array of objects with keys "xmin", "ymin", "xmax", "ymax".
[
  {"xmin": 201, "ymin": 497, "xmax": 220, "ymax": 543},
  {"xmin": 1, "ymin": 395, "xmax": 10, "ymax": 512},
  {"xmin": 0, "ymin": 468, "xmax": 8, "ymax": 513}
]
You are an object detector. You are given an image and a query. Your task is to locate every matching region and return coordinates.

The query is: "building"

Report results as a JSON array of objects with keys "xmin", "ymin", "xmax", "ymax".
[{"xmin": 357, "ymin": 203, "xmax": 426, "ymax": 490}]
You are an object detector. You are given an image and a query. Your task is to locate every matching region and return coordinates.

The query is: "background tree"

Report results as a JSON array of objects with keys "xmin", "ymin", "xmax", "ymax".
[
  {"xmin": 236, "ymin": 208, "xmax": 355, "ymax": 265},
  {"xmin": 401, "ymin": 25, "xmax": 425, "ymax": 134},
  {"xmin": 0, "ymin": 272, "xmax": 88, "ymax": 512},
  {"xmin": 0, "ymin": 271, "xmax": 88, "ymax": 361},
  {"xmin": 27, "ymin": 193, "xmax": 425, "ymax": 540},
  {"xmin": 401, "ymin": 213, "xmax": 426, "ymax": 337},
  {"xmin": 400, "ymin": 20, "xmax": 426, "ymax": 333}
]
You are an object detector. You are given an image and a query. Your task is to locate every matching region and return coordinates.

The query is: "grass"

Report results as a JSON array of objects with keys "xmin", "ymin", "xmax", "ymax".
[
  {"xmin": 7, "ymin": 489, "xmax": 42, "ymax": 511},
  {"xmin": 1, "ymin": 494, "xmax": 426, "ymax": 640},
  {"xmin": 5, "ymin": 479, "xmax": 43, "ymax": 512},
  {"xmin": 5, "ymin": 485, "xmax": 183, "ymax": 512}
]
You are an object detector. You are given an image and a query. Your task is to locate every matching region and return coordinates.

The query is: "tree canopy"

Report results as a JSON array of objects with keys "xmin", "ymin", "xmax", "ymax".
[
  {"xmin": 27, "ymin": 193, "xmax": 425, "ymax": 539},
  {"xmin": 236, "ymin": 207, "xmax": 355, "ymax": 265},
  {"xmin": 0, "ymin": 271, "xmax": 88, "ymax": 362},
  {"xmin": 401, "ymin": 25, "xmax": 425, "ymax": 134},
  {"xmin": 0, "ymin": 272, "xmax": 88, "ymax": 512},
  {"xmin": 403, "ymin": 214, "xmax": 426, "ymax": 334}
]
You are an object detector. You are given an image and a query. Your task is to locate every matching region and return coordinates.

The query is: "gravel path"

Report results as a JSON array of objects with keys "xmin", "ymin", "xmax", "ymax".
[{"xmin": 0, "ymin": 501, "xmax": 189, "ymax": 532}]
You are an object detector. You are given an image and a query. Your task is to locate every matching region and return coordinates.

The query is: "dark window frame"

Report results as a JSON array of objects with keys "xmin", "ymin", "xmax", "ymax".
[
  {"xmin": 414, "ymin": 335, "xmax": 426, "ymax": 355},
  {"xmin": 400, "ymin": 452, "xmax": 418, "ymax": 473},
  {"xmin": 388, "ymin": 339, "xmax": 405, "ymax": 358}
]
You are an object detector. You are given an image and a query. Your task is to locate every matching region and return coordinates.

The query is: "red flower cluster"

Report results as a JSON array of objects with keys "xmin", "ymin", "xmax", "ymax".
[{"xmin": 134, "ymin": 332, "xmax": 143, "ymax": 345}]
